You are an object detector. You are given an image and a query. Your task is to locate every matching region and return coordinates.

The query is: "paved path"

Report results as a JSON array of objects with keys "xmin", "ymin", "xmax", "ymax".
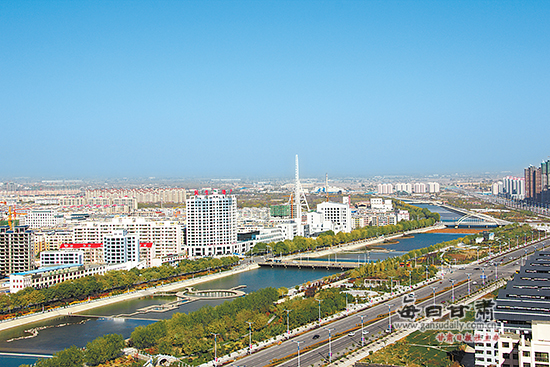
[{"xmin": 0, "ymin": 263, "xmax": 259, "ymax": 332}]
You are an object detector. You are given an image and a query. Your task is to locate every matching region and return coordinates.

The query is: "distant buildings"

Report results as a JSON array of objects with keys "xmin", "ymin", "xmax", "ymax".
[{"xmin": 19, "ymin": 209, "xmax": 64, "ymax": 229}]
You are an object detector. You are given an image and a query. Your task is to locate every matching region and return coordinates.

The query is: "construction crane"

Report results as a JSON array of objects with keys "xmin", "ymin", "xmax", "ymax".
[{"xmin": 0, "ymin": 201, "xmax": 14, "ymax": 230}]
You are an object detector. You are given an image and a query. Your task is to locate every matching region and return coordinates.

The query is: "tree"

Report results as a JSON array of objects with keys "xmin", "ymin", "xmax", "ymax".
[{"xmin": 85, "ymin": 334, "xmax": 124, "ymax": 366}]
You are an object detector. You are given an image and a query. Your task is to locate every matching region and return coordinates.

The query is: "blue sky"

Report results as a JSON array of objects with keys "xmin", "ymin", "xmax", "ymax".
[{"xmin": 1, "ymin": 1, "xmax": 549, "ymax": 179}]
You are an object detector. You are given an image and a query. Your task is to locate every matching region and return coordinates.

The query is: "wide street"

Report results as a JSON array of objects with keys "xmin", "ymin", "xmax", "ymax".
[{"xmin": 232, "ymin": 237, "xmax": 550, "ymax": 367}]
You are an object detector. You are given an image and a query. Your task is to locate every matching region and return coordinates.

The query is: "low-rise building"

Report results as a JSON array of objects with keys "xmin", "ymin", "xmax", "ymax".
[{"xmin": 40, "ymin": 250, "xmax": 84, "ymax": 266}]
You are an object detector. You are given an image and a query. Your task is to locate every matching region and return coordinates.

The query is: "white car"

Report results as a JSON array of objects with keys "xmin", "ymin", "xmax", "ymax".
[{"xmin": 348, "ymin": 331, "xmax": 355, "ymax": 336}]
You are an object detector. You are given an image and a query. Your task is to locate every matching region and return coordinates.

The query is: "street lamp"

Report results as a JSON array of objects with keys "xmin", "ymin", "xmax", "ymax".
[
  {"xmin": 245, "ymin": 321, "xmax": 254, "ymax": 354},
  {"xmin": 482, "ymin": 268, "xmax": 485, "ymax": 286},
  {"xmin": 284, "ymin": 309, "xmax": 292, "ymax": 337},
  {"xmin": 431, "ymin": 287, "xmax": 437, "ymax": 307},
  {"xmin": 425, "ymin": 267, "xmax": 429, "ymax": 282},
  {"xmin": 324, "ymin": 328, "xmax": 334, "ymax": 363},
  {"xmin": 409, "ymin": 271, "xmax": 412, "ymax": 289},
  {"xmin": 210, "ymin": 333, "xmax": 219, "ymax": 366},
  {"xmin": 389, "ymin": 276, "xmax": 394, "ymax": 296},
  {"xmin": 292, "ymin": 340, "xmax": 302, "ymax": 367},
  {"xmin": 450, "ymin": 279, "xmax": 455, "ymax": 303},
  {"xmin": 388, "ymin": 304, "xmax": 394, "ymax": 333},
  {"xmin": 495, "ymin": 263, "xmax": 498, "ymax": 281},
  {"xmin": 316, "ymin": 299, "xmax": 322, "ymax": 324},
  {"xmin": 359, "ymin": 315, "xmax": 365, "ymax": 347},
  {"xmin": 466, "ymin": 273, "xmax": 471, "ymax": 296}
]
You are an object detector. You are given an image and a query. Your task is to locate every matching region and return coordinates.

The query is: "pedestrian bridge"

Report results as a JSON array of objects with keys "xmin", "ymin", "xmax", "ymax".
[{"xmin": 258, "ymin": 260, "xmax": 359, "ymax": 270}]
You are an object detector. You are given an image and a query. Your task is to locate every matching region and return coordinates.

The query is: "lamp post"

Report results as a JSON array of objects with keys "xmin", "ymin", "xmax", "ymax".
[
  {"xmin": 389, "ymin": 276, "xmax": 394, "ymax": 296},
  {"xmin": 466, "ymin": 273, "xmax": 471, "ymax": 296},
  {"xmin": 292, "ymin": 340, "xmax": 302, "ymax": 367},
  {"xmin": 482, "ymin": 268, "xmax": 485, "ymax": 286},
  {"xmin": 284, "ymin": 309, "xmax": 292, "ymax": 337},
  {"xmin": 409, "ymin": 271, "xmax": 412, "ymax": 289},
  {"xmin": 495, "ymin": 263, "xmax": 498, "ymax": 281},
  {"xmin": 388, "ymin": 304, "xmax": 394, "ymax": 333},
  {"xmin": 211, "ymin": 333, "xmax": 219, "ymax": 366},
  {"xmin": 450, "ymin": 279, "xmax": 455, "ymax": 303},
  {"xmin": 431, "ymin": 287, "xmax": 437, "ymax": 306},
  {"xmin": 317, "ymin": 299, "xmax": 322, "ymax": 324},
  {"xmin": 360, "ymin": 315, "xmax": 365, "ymax": 347},
  {"xmin": 425, "ymin": 267, "xmax": 429, "ymax": 282},
  {"xmin": 324, "ymin": 328, "xmax": 334, "ymax": 363},
  {"xmin": 246, "ymin": 321, "xmax": 254, "ymax": 354}
]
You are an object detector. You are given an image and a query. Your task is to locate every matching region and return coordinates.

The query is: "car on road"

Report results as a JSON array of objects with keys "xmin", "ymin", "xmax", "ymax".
[
  {"xmin": 474, "ymin": 267, "xmax": 480, "ymax": 270},
  {"xmin": 473, "ymin": 281, "xmax": 478, "ymax": 284},
  {"xmin": 348, "ymin": 331, "xmax": 355, "ymax": 336},
  {"xmin": 362, "ymin": 330, "xmax": 369, "ymax": 335},
  {"xmin": 312, "ymin": 334, "xmax": 320, "ymax": 340}
]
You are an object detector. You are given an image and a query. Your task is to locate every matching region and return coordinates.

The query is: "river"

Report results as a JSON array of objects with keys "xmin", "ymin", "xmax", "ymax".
[{"xmin": 0, "ymin": 205, "xmax": 466, "ymax": 365}]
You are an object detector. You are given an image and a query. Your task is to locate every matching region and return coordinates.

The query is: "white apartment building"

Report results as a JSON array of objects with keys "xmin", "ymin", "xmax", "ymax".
[
  {"xmin": 396, "ymin": 210, "xmax": 410, "ymax": 222},
  {"xmin": 186, "ymin": 191, "xmax": 237, "ymax": 257},
  {"xmin": 370, "ymin": 198, "xmax": 393, "ymax": 212},
  {"xmin": 317, "ymin": 199, "xmax": 352, "ymax": 233},
  {"xmin": 72, "ymin": 217, "xmax": 183, "ymax": 259},
  {"xmin": 275, "ymin": 220, "xmax": 300, "ymax": 241},
  {"xmin": 19, "ymin": 210, "xmax": 64, "ymax": 229},
  {"xmin": 395, "ymin": 183, "xmax": 413, "ymax": 194},
  {"xmin": 413, "ymin": 182, "xmax": 427, "ymax": 193},
  {"xmin": 40, "ymin": 250, "xmax": 84, "ymax": 266},
  {"xmin": 503, "ymin": 176, "xmax": 525, "ymax": 200},
  {"xmin": 474, "ymin": 328, "xmax": 500, "ymax": 367},
  {"xmin": 103, "ymin": 229, "xmax": 139, "ymax": 264},
  {"xmin": 306, "ymin": 211, "xmax": 335, "ymax": 234},
  {"xmin": 377, "ymin": 183, "xmax": 394, "ymax": 195},
  {"xmin": 427, "ymin": 182, "xmax": 440, "ymax": 193},
  {"xmin": 85, "ymin": 188, "xmax": 186, "ymax": 203}
]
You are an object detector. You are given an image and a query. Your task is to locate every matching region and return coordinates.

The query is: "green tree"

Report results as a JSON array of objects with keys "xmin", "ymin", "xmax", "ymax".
[{"xmin": 85, "ymin": 334, "xmax": 124, "ymax": 366}]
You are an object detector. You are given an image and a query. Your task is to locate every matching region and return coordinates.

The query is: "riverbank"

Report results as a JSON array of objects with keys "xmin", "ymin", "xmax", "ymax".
[{"xmin": 0, "ymin": 263, "xmax": 260, "ymax": 333}]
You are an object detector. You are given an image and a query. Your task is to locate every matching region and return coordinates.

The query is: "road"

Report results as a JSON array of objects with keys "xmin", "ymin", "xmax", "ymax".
[{"xmin": 232, "ymin": 237, "xmax": 550, "ymax": 367}]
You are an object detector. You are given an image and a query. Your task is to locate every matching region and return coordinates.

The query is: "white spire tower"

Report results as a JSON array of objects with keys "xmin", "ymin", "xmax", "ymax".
[{"xmin": 294, "ymin": 155, "xmax": 310, "ymax": 234}]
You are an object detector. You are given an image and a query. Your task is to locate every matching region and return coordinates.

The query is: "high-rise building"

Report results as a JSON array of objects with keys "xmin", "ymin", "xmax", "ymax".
[
  {"xmin": 103, "ymin": 229, "xmax": 140, "ymax": 264},
  {"xmin": 377, "ymin": 183, "xmax": 394, "ymax": 194},
  {"xmin": 525, "ymin": 165, "xmax": 542, "ymax": 202},
  {"xmin": 0, "ymin": 225, "xmax": 34, "ymax": 277},
  {"xmin": 395, "ymin": 183, "xmax": 413, "ymax": 194},
  {"xmin": 186, "ymin": 190, "xmax": 237, "ymax": 257},
  {"xmin": 541, "ymin": 160, "xmax": 550, "ymax": 204},
  {"xmin": 427, "ymin": 182, "xmax": 440, "ymax": 193}
]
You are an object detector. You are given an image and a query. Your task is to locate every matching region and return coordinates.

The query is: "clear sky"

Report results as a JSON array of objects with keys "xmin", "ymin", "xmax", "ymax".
[{"xmin": 1, "ymin": 1, "xmax": 549, "ymax": 179}]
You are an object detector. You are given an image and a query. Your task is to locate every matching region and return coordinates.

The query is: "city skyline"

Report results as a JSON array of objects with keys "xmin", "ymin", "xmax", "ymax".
[{"xmin": 2, "ymin": 1, "xmax": 549, "ymax": 178}]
